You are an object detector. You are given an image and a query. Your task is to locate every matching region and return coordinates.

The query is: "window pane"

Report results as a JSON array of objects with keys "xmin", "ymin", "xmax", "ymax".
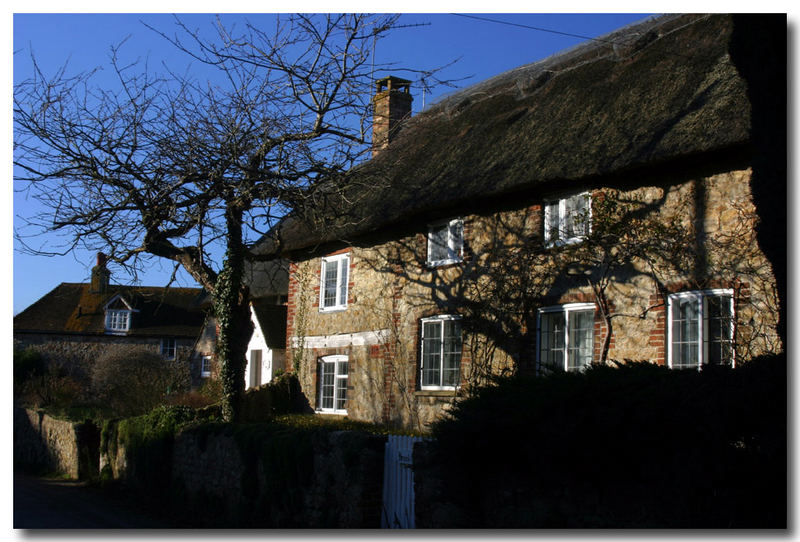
[
  {"xmin": 320, "ymin": 362, "xmax": 335, "ymax": 409},
  {"xmin": 672, "ymin": 297, "xmax": 700, "ymax": 368},
  {"xmin": 338, "ymin": 257, "xmax": 349, "ymax": 306},
  {"xmin": 442, "ymin": 320, "xmax": 462, "ymax": 387},
  {"xmin": 335, "ymin": 373, "xmax": 348, "ymax": 411},
  {"xmin": 323, "ymin": 260, "xmax": 338, "ymax": 307},
  {"xmin": 568, "ymin": 310, "xmax": 594, "ymax": 371},
  {"xmin": 539, "ymin": 312, "xmax": 565, "ymax": 371},
  {"xmin": 545, "ymin": 201, "xmax": 560, "ymax": 243},
  {"xmin": 566, "ymin": 194, "xmax": 590, "ymax": 238},
  {"xmin": 429, "ymin": 225, "xmax": 449, "ymax": 262},
  {"xmin": 448, "ymin": 220, "xmax": 463, "ymax": 261},
  {"xmin": 422, "ymin": 321, "xmax": 442, "ymax": 386},
  {"xmin": 706, "ymin": 295, "xmax": 733, "ymax": 365}
]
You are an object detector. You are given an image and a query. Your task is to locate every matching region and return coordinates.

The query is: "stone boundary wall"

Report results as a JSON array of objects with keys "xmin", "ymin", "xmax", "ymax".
[
  {"xmin": 13, "ymin": 407, "xmax": 99, "ymax": 480},
  {"xmin": 101, "ymin": 424, "xmax": 387, "ymax": 528}
]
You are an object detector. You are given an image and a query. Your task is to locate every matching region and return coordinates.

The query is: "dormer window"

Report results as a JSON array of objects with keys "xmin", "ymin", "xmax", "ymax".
[
  {"xmin": 105, "ymin": 309, "xmax": 131, "ymax": 332},
  {"xmin": 103, "ymin": 294, "xmax": 134, "ymax": 334},
  {"xmin": 544, "ymin": 192, "xmax": 591, "ymax": 247}
]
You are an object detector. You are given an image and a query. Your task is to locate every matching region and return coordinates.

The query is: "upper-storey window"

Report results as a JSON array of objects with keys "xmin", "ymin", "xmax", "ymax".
[
  {"xmin": 668, "ymin": 290, "xmax": 734, "ymax": 369},
  {"xmin": 544, "ymin": 192, "xmax": 591, "ymax": 246},
  {"xmin": 537, "ymin": 303, "xmax": 595, "ymax": 373},
  {"xmin": 105, "ymin": 309, "xmax": 131, "ymax": 333},
  {"xmin": 320, "ymin": 253, "xmax": 350, "ymax": 312},
  {"xmin": 427, "ymin": 218, "xmax": 463, "ymax": 267}
]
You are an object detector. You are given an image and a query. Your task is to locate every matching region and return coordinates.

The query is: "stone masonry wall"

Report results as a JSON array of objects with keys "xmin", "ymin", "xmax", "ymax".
[
  {"xmin": 14, "ymin": 407, "xmax": 98, "ymax": 479},
  {"xmin": 100, "ymin": 423, "xmax": 386, "ymax": 528},
  {"xmin": 286, "ymin": 166, "xmax": 782, "ymax": 429}
]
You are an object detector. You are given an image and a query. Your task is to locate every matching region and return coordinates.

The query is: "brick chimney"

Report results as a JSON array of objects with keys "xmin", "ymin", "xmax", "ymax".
[
  {"xmin": 372, "ymin": 76, "xmax": 413, "ymax": 157},
  {"xmin": 90, "ymin": 252, "xmax": 110, "ymax": 294}
]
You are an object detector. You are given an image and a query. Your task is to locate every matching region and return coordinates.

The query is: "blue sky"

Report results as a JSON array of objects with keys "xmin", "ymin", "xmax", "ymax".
[{"xmin": 11, "ymin": 12, "xmax": 670, "ymax": 314}]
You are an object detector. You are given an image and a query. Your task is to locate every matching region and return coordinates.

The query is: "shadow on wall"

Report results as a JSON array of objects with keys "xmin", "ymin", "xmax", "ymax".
[{"xmin": 14, "ymin": 407, "xmax": 100, "ymax": 480}]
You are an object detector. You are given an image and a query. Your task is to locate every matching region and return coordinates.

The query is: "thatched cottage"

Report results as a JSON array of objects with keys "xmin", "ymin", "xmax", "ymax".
[{"xmin": 259, "ymin": 14, "xmax": 785, "ymax": 429}]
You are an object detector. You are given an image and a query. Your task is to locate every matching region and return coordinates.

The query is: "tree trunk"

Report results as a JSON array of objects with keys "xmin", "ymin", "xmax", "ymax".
[{"xmin": 214, "ymin": 206, "xmax": 253, "ymax": 423}]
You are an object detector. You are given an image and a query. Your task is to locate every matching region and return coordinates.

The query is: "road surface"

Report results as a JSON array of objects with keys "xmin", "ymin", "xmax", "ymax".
[{"xmin": 14, "ymin": 473, "xmax": 170, "ymax": 529}]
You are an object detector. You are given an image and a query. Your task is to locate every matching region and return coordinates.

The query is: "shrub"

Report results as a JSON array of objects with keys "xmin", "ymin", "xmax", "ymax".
[
  {"xmin": 239, "ymin": 372, "xmax": 305, "ymax": 422},
  {"xmin": 14, "ymin": 347, "xmax": 87, "ymax": 410},
  {"xmin": 421, "ymin": 355, "xmax": 786, "ymax": 528},
  {"xmin": 91, "ymin": 345, "xmax": 190, "ymax": 417}
]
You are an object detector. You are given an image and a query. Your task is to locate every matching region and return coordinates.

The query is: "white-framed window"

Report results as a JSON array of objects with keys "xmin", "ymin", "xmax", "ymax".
[
  {"xmin": 420, "ymin": 315, "xmax": 462, "ymax": 390},
  {"xmin": 319, "ymin": 253, "xmax": 350, "ymax": 312},
  {"xmin": 537, "ymin": 303, "xmax": 595, "ymax": 372},
  {"xmin": 105, "ymin": 309, "xmax": 131, "ymax": 333},
  {"xmin": 544, "ymin": 192, "xmax": 592, "ymax": 246},
  {"xmin": 427, "ymin": 218, "xmax": 464, "ymax": 267},
  {"xmin": 318, "ymin": 355, "xmax": 349, "ymax": 414},
  {"xmin": 161, "ymin": 338, "xmax": 177, "ymax": 360},
  {"xmin": 201, "ymin": 355, "xmax": 212, "ymax": 378},
  {"xmin": 667, "ymin": 289, "xmax": 734, "ymax": 369}
]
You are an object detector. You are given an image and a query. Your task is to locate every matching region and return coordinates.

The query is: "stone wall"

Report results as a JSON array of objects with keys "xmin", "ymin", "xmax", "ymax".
[
  {"xmin": 101, "ymin": 423, "xmax": 386, "ymax": 528},
  {"xmin": 286, "ymin": 165, "xmax": 782, "ymax": 429},
  {"xmin": 14, "ymin": 407, "xmax": 99, "ymax": 479}
]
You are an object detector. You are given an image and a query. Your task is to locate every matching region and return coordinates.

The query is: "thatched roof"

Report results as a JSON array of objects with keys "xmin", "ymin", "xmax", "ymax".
[
  {"xmin": 267, "ymin": 14, "xmax": 757, "ymax": 256},
  {"xmin": 14, "ymin": 283, "xmax": 206, "ymax": 338}
]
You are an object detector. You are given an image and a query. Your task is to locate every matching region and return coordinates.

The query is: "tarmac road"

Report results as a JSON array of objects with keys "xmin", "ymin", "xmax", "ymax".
[{"xmin": 13, "ymin": 472, "xmax": 170, "ymax": 529}]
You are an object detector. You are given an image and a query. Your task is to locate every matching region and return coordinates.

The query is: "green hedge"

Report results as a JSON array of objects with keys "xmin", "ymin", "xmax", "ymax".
[{"xmin": 422, "ymin": 354, "xmax": 786, "ymax": 528}]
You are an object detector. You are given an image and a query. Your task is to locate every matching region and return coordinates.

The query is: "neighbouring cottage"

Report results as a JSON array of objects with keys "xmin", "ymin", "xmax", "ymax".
[
  {"xmin": 255, "ymin": 14, "xmax": 784, "ymax": 430},
  {"xmin": 14, "ymin": 253, "xmax": 208, "ymax": 381},
  {"xmin": 193, "ymin": 257, "xmax": 289, "ymax": 388}
]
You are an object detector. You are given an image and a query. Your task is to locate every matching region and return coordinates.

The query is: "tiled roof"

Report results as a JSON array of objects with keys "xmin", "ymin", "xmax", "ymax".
[{"xmin": 14, "ymin": 283, "xmax": 206, "ymax": 338}]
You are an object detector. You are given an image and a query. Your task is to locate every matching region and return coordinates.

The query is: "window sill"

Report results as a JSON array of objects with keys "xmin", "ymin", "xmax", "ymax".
[
  {"xmin": 414, "ymin": 389, "xmax": 459, "ymax": 398},
  {"xmin": 544, "ymin": 235, "xmax": 589, "ymax": 249},
  {"xmin": 426, "ymin": 258, "xmax": 463, "ymax": 268},
  {"xmin": 316, "ymin": 410, "xmax": 348, "ymax": 416},
  {"xmin": 319, "ymin": 306, "xmax": 348, "ymax": 313}
]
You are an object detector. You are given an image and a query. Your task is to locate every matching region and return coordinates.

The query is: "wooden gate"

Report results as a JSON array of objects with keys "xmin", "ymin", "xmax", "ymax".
[{"xmin": 381, "ymin": 435, "xmax": 423, "ymax": 528}]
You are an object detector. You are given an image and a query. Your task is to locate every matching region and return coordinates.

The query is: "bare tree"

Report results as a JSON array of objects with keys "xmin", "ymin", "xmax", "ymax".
[{"xmin": 14, "ymin": 14, "xmax": 448, "ymax": 421}]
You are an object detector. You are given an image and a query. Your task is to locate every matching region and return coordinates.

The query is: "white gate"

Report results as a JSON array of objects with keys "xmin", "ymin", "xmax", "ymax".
[{"xmin": 381, "ymin": 435, "xmax": 423, "ymax": 529}]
